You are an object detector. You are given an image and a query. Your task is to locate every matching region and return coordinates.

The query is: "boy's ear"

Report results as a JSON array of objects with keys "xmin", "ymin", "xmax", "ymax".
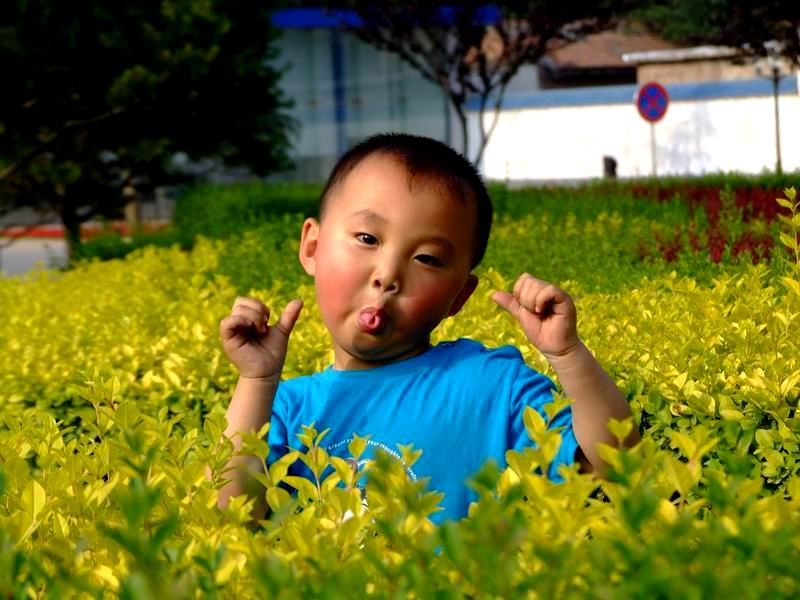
[
  {"xmin": 447, "ymin": 274, "xmax": 479, "ymax": 317},
  {"xmin": 298, "ymin": 217, "xmax": 320, "ymax": 276}
]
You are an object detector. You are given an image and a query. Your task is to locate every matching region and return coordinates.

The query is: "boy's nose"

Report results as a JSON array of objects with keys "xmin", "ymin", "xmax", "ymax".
[
  {"xmin": 372, "ymin": 263, "xmax": 400, "ymax": 293},
  {"xmin": 372, "ymin": 256, "xmax": 402, "ymax": 294},
  {"xmin": 372, "ymin": 275, "xmax": 399, "ymax": 293}
]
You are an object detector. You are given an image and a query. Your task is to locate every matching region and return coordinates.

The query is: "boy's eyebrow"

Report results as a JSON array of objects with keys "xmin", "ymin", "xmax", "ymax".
[
  {"xmin": 350, "ymin": 209, "xmax": 388, "ymax": 225},
  {"xmin": 349, "ymin": 209, "xmax": 455, "ymax": 253}
]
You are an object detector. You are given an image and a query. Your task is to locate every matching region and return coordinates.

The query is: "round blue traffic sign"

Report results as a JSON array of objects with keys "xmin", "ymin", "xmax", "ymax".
[{"xmin": 636, "ymin": 82, "xmax": 669, "ymax": 122}]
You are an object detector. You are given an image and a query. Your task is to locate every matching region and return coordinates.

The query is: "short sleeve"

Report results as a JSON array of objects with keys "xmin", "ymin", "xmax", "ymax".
[
  {"xmin": 508, "ymin": 359, "xmax": 579, "ymax": 482},
  {"xmin": 266, "ymin": 386, "xmax": 291, "ymax": 467}
]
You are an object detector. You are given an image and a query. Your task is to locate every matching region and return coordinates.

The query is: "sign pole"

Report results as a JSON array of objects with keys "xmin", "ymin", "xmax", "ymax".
[
  {"xmin": 635, "ymin": 82, "xmax": 669, "ymax": 177},
  {"xmin": 650, "ymin": 122, "xmax": 657, "ymax": 176}
]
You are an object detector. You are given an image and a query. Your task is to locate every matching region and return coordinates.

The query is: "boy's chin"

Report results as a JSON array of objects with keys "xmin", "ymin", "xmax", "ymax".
[{"xmin": 335, "ymin": 336, "xmax": 431, "ymax": 368}]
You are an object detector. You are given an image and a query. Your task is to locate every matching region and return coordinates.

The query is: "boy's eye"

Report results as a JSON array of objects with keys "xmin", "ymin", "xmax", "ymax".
[
  {"xmin": 356, "ymin": 233, "xmax": 378, "ymax": 245},
  {"xmin": 416, "ymin": 255, "xmax": 442, "ymax": 267}
]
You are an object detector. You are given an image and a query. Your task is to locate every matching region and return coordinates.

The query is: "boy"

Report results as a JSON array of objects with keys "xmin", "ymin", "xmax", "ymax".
[{"xmin": 218, "ymin": 134, "xmax": 639, "ymax": 524}]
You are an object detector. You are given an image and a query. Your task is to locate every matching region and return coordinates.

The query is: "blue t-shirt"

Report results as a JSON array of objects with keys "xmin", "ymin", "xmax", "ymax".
[{"xmin": 267, "ymin": 337, "xmax": 578, "ymax": 524}]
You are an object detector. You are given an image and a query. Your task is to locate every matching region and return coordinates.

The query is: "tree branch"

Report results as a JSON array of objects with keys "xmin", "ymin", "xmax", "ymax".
[{"xmin": 0, "ymin": 107, "xmax": 126, "ymax": 182}]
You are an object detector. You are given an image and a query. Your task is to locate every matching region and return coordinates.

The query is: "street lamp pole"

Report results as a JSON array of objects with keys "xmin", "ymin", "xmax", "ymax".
[
  {"xmin": 771, "ymin": 63, "xmax": 783, "ymax": 175},
  {"xmin": 763, "ymin": 40, "xmax": 784, "ymax": 175}
]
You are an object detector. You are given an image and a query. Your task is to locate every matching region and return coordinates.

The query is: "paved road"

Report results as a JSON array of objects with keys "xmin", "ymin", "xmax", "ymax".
[
  {"xmin": 0, "ymin": 238, "xmax": 68, "ymax": 278},
  {"xmin": 1, "ymin": 195, "xmax": 175, "ymax": 279}
]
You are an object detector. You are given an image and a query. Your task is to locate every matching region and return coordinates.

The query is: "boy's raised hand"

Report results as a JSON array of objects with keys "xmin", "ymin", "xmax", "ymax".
[
  {"xmin": 220, "ymin": 297, "xmax": 303, "ymax": 381},
  {"xmin": 491, "ymin": 274, "xmax": 579, "ymax": 359}
]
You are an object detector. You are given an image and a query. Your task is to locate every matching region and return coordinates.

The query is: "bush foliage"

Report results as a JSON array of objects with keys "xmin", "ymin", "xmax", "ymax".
[
  {"xmin": 1, "ymin": 186, "xmax": 799, "ymax": 596},
  {"xmin": 75, "ymin": 173, "xmax": 796, "ymax": 268}
]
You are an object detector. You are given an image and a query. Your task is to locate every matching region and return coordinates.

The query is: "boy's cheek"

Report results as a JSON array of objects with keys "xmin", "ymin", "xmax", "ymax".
[
  {"xmin": 403, "ymin": 288, "xmax": 456, "ymax": 325},
  {"xmin": 315, "ymin": 254, "xmax": 363, "ymax": 313}
]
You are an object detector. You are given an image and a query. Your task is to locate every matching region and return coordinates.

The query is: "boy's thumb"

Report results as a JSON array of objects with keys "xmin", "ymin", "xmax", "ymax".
[
  {"xmin": 276, "ymin": 299, "xmax": 304, "ymax": 337},
  {"xmin": 491, "ymin": 291, "xmax": 514, "ymax": 312}
]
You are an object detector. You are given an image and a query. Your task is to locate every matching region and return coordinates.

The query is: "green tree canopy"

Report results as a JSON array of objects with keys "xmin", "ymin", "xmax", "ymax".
[
  {"xmin": 636, "ymin": 0, "xmax": 800, "ymax": 65},
  {"xmin": 0, "ymin": 0, "xmax": 295, "ymax": 256}
]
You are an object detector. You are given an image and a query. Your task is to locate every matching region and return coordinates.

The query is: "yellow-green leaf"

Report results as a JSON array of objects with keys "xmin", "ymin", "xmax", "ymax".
[
  {"xmin": 266, "ymin": 487, "xmax": 293, "ymax": 513},
  {"xmin": 780, "ymin": 232, "xmax": 798, "ymax": 251},
  {"xmin": 26, "ymin": 480, "xmax": 47, "ymax": 520}
]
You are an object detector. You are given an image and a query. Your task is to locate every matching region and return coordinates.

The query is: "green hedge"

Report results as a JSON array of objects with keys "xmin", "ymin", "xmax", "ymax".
[
  {"xmin": 74, "ymin": 174, "xmax": 797, "ymax": 265},
  {"xmin": 2, "ymin": 187, "xmax": 800, "ymax": 596}
]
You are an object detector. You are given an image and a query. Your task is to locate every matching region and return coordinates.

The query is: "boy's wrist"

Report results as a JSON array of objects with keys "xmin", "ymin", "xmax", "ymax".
[
  {"xmin": 232, "ymin": 374, "xmax": 282, "ymax": 405},
  {"xmin": 543, "ymin": 340, "xmax": 587, "ymax": 372},
  {"xmin": 238, "ymin": 374, "xmax": 282, "ymax": 390}
]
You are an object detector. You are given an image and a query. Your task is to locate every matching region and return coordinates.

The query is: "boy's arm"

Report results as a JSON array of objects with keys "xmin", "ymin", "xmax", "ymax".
[
  {"xmin": 215, "ymin": 375, "xmax": 280, "ymax": 521},
  {"xmin": 547, "ymin": 342, "xmax": 641, "ymax": 474},
  {"xmin": 211, "ymin": 297, "xmax": 303, "ymax": 525},
  {"xmin": 492, "ymin": 274, "xmax": 639, "ymax": 476}
]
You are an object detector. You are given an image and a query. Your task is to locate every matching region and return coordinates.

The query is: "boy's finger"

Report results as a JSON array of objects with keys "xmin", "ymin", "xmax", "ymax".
[
  {"xmin": 534, "ymin": 285, "xmax": 558, "ymax": 314},
  {"xmin": 514, "ymin": 274, "xmax": 547, "ymax": 310},
  {"xmin": 273, "ymin": 299, "xmax": 304, "ymax": 338},
  {"xmin": 513, "ymin": 273, "xmax": 531, "ymax": 299},
  {"xmin": 219, "ymin": 315, "xmax": 255, "ymax": 341},
  {"xmin": 232, "ymin": 296, "xmax": 268, "ymax": 314},
  {"xmin": 233, "ymin": 304, "xmax": 268, "ymax": 329},
  {"xmin": 491, "ymin": 291, "xmax": 523, "ymax": 320}
]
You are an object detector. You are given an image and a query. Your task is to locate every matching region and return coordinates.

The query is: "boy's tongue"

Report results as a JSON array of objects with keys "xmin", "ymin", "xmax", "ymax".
[{"xmin": 358, "ymin": 307, "xmax": 388, "ymax": 334}]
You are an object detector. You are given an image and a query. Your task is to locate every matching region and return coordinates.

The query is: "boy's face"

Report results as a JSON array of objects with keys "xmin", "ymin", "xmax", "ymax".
[{"xmin": 299, "ymin": 154, "xmax": 479, "ymax": 370}]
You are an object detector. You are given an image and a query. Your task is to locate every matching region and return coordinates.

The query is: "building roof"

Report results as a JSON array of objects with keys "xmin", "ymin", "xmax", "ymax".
[
  {"xmin": 544, "ymin": 30, "xmax": 678, "ymax": 70},
  {"xmin": 622, "ymin": 46, "xmax": 741, "ymax": 64}
]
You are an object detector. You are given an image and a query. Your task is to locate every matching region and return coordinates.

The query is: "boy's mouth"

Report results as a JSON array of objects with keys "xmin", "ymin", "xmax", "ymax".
[{"xmin": 357, "ymin": 306, "xmax": 389, "ymax": 335}]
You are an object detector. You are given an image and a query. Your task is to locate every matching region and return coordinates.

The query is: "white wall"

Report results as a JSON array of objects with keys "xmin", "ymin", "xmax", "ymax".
[
  {"xmin": 275, "ymin": 14, "xmax": 800, "ymax": 182},
  {"xmin": 473, "ymin": 79, "xmax": 800, "ymax": 181}
]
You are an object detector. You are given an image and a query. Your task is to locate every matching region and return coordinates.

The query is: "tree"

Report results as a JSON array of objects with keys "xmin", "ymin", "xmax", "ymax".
[
  {"xmin": 635, "ymin": 0, "xmax": 800, "ymax": 66},
  {"xmin": 326, "ymin": 1, "xmax": 623, "ymax": 165},
  {"xmin": 0, "ymin": 0, "xmax": 295, "ymax": 258}
]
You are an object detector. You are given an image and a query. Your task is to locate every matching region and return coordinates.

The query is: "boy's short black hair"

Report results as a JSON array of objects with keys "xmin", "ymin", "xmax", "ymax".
[{"xmin": 318, "ymin": 133, "xmax": 493, "ymax": 269}]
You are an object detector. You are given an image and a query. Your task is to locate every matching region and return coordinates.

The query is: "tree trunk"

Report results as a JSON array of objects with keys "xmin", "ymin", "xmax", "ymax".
[
  {"xmin": 474, "ymin": 84, "xmax": 508, "ymax": 169},
  {"xmin": 123, "ymin": 183, "xmax": 141, "ymax": 237},
  {"xmin": 453, "ymin": 103, "xmax": 469, "ymax": 160},
  {"xmin": 441, "ymin": 84, "xmax": 469, "ymax": 159},
  {"xmin": 475, "ymin": 92, "xmax": 489, "ymax": 168},
  {"xmin": 59, "ymin": 192, "xmax": 82, "ymax": 262}
]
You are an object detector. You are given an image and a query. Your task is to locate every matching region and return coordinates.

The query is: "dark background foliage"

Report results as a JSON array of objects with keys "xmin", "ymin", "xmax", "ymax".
[{"xmin": 0, "ymin": 0, "xmax": 295, "ymax": 255}]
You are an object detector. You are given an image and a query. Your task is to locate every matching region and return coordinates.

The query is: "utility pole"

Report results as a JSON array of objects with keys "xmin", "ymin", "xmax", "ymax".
[
  {"xmin": 771, "ymin": 62, "xmax": 783, "ymax": 175},
  {"xmin": 762, "ymin": 40, "xmax": 784, "ymax": 175}
]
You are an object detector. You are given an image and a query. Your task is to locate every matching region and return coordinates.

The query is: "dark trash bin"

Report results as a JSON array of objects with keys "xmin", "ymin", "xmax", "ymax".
[{"xmin": 603, "ymin": 155, "xmax": 617, "ymax": 178}]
